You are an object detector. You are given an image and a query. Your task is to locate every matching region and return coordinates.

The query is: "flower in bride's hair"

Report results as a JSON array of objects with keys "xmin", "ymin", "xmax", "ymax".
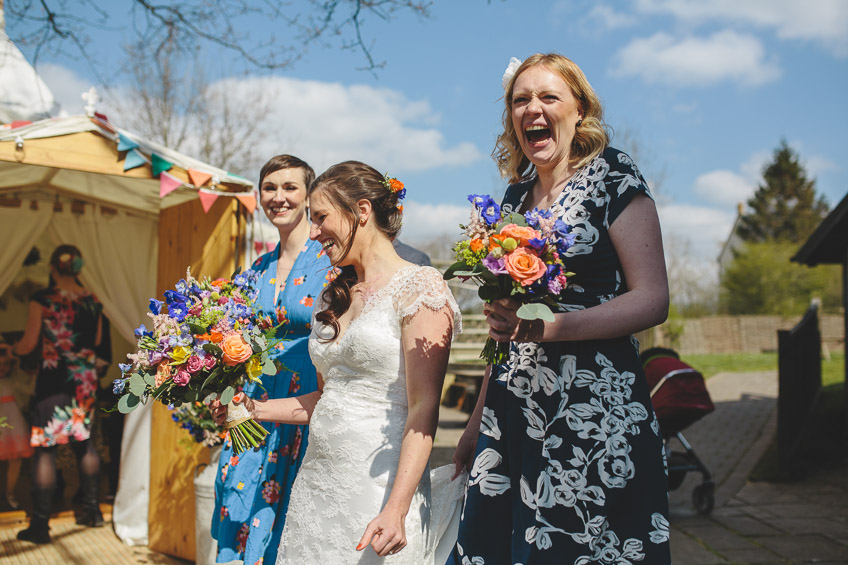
[
  {"xmin": 502, "ymin": 57, "xmax": 523, "ymax": 90},
  {"xmin": 382, "ymin": 173, "xmax": 406, "ymax": 208}
]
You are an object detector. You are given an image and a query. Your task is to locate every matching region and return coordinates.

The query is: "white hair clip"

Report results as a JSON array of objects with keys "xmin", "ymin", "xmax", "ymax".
[{"xmin": 502, "ymin": 57, "xmax": 523, "ymax": 90}]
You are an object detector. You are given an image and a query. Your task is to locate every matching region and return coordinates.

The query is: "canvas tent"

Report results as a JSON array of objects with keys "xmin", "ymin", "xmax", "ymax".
[{"xmin": 0, "ymin": 110, "xmax": 257, "ymax": 556}]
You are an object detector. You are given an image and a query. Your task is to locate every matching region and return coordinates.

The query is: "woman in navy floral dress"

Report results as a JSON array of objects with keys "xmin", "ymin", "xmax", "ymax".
[
  {"xmin": 14, "ymin": 245, "xmax": 105, "ymax": 544},
  {"xmin": 211, "ymin": 155, "xmax": 331, "ymax": 564},
  {"xmin": 448, "ymin": 54, "xmax": 672, "ymax": 564}
]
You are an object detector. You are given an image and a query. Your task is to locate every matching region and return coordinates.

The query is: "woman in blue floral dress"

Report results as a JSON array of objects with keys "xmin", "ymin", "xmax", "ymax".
[
  {"xmin": 448, "ymin": 54, "xmax": 672, "ymax": 564},
  {"xmin": 212, "ymin": 155, "xmax": 331, "ymax": 564},
  {"xmin": 14, "ymin": 245, "xmax": 105, "ymax": 544}
]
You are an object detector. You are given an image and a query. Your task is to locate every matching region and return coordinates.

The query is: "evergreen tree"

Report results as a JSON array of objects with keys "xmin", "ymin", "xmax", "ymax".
[{"xmin": 737, "ymin": 140, "xmax": 829, "ymax": 243}]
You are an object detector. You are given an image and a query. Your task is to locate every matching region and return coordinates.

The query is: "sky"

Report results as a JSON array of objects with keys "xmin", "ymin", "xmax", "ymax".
[{"xmin": 8, "ymin": 0, "xmax": 848, "ymax": 274}]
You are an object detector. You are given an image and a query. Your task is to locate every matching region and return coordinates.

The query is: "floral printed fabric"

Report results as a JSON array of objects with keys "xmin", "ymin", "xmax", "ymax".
[
  {"xmin": 211, "ymin": 239, "xmax": 330, "ymax": 565},
  {"xmin": 448, "ymin": 147, "xmax": 671, "ymax": 564},
  {"xmin": 29, "ymin": 288, "xmax": 102, "ymax": 448}
]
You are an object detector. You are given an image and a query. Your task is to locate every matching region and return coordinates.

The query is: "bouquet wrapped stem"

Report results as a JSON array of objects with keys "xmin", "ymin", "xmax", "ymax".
[
  {"xmin": 225, "ymin": 394, "xmax": 268, "ymax": 454},
  {"xmin": 481, "ymin": 337, "xmax": 510, "ymax": 366}
]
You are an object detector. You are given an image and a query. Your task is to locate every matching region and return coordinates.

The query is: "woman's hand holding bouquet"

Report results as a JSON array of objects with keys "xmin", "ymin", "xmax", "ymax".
[
  {"xmin": 113, "ymin": 268, "xmax": 284, "ymax": 455},
  {"xmin": 444, "ymin": 194, "xmax": 575, "ymax": 364}
]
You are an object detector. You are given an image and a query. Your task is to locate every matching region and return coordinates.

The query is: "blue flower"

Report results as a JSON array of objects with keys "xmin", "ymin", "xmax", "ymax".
[
  {"xmin": 175, "ymin": 279, "xmax": 188, "ymax": 294},
  {"xmin": 233, "ymin": 273, "xmax": 248, "ymax": 287},
  {"xmin": 112, "ymin": 379, "xmax": 126, "ymax": 395},
  {"xmin": 118, "ymin": 362, "xmax": 132, "ymax": 374},
  {"xmin": 528, "ymin": 237, "xmax": 547, "ymax": 252},
  {"xmin": 164, "ymin": 289, "xmax": 189, "ymax": 305},
  {"xmin": 168, "ymin": 301, "xmax": 189, "ymax": 322},
  {"xmin": 467, "ymin": 194, "xmax": 501, "ymax": 225},
  {"xmin": 395, "ymin": 187, "xmax": 407, "ymax": 200},
  {"xmin": 134, "ymin": 324, "xmax": 152, "ymax": 338},
  {"xmin": 149, "ymin": 298, "xmax": 163, "ymax": 315}
]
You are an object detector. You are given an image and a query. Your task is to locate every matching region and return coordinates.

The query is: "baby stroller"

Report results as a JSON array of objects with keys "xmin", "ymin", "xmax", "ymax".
[{"xmin": 641, "ymin": 347, "xmax": 716, "ymax": 514}]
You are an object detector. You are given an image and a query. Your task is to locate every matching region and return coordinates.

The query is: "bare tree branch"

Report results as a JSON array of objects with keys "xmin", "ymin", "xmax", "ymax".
[{"xmin": 5, "ymin": 0, "xmax": 432, "ymax": 78}]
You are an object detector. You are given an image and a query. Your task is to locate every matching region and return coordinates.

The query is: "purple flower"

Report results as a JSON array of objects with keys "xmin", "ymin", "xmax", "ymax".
[
  {"xmin": 468, "ymin": 194, "xmax": 501, "ymax": 225},
  {"xmin": 482, "ymin": 254, "xmax": 508, "ymax": 275},
  {"xmin": 148, "ymin": 350, "xmax": 164, "ymax": 364}
]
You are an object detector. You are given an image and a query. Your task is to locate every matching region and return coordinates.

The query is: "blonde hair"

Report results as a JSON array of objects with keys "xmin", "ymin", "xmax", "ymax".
[{"xmin": 494, "ymin": 53, "xmax": 610, "ymax": 184}]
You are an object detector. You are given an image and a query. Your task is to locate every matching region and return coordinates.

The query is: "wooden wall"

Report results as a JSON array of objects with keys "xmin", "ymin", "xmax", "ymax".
[{"xmin": 148, "ymin": 196, "xmax": 242, "ymax": 561}]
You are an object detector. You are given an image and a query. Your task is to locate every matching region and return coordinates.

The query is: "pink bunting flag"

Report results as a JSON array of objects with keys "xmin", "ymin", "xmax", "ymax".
[
  {"xmin": 235, "ymin": 192, "xmax": 257, "ymax": 214},
  {"xmin": 159, "ymin": 172, "xmax": 182, "ymax": 198},
  {"xmin": 265, "ymin": 241, "xmax": 276, "ymax": 253},
  {"xmin": 198, "ymin": 190, "xmax": 219, "ymax": 213},
  {"xmin": 254, "ymin": 241, "xmax": 266, "ymax": 255},
  {"xmin": 188, "ymin": 169, "xmax": 213, "ymax": 188}
]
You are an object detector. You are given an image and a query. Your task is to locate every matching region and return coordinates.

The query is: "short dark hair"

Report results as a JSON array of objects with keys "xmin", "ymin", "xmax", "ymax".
[{"xmin": 258, "ymin": 155, "xmax": 315, "ymax": 189}]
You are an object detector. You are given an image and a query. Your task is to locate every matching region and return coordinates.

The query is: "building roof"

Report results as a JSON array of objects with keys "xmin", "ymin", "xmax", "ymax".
[{"xmin": 792, "ymin": 191, "xmax": 848, "ymax": 266}]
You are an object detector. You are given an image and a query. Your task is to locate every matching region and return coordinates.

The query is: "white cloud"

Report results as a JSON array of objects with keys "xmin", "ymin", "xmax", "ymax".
[
  {"xmin": 612, "ymin": 30, "xmax": 781, "ymax": 87},
  {"xmin": 585, "ymin": 5, "xmax": 639, "ymax": 29},
  {"xmin": 693, "ymin": 170, "xmax": 754, "ymax": 207},
  {"xmin": 635, "ymin": 0, "xmax": 848, "ymax": 57},
  {"xmin": 397, "ymin": 200, "xmax": 468, "ymax": 242},
  {"xmin": 657, "ymin": 202, "xmax": 735, "ymax": 262},
  {"xmin": 35, "ymin": 63, "xmax": 92, "ymax": 116},
  {"xmin": 221, "ymin": 76, "xmax": 482, "ymax": 175}
]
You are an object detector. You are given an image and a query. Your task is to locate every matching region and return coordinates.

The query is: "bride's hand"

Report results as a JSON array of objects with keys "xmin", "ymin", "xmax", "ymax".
[
  {"xmin": 356, "ymin": 508, "xmax": 406, "ymax": 557},
  {"xmin": 209, "ymin": 393, "xmax": 255, "ymax": 426}
]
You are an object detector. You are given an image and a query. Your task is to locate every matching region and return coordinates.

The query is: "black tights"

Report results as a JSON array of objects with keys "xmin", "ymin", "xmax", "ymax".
[{"xmin": 32, "ymin": 441, "xmax": 100, "ymax": 491}]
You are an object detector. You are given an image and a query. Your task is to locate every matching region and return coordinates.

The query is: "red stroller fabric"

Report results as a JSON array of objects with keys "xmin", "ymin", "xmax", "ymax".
[{"xmin": 643, "ymin": 350, "xmax": 714, "ymax": 437}]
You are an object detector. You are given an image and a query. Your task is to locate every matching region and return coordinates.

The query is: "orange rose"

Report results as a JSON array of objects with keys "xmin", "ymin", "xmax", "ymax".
[
  {"xmin": 489, "ymin": 234, "xmax": 505, "ymax": 252},
  {"xmin": 504, "ymin": 247, "xmax": 547, "ymax": 286},
  {"xmin": 499, "ymin": 224, "xmax": 540, "ymax": 247},
  {"xmin": 221, "ymin": 334, "xmax": 253, "ymax": 366},
  {"xmin": 470, "ymin": 238, "xmax": 485, "ymax": 253}
]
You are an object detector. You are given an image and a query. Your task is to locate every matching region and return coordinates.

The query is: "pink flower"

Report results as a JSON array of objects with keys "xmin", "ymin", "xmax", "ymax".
[
  {"xmin": 203, "ymin": 354, "xmax": 218, "ymax": 371},
  {"xmin": 504, "ymin": 247, "xmax": 547, "ymax": 286},
  {"xmin": 173, "ymin": 369, "xmax": 191, "ymax": 386},
  {"xmin": 186, "ymin": 355, "xmax": 204, "ymax": 374}
]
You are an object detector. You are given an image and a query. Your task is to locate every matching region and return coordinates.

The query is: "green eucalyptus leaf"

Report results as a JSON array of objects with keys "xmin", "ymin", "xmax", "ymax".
[
  {"xmin": 220, "ymin": 386, "xmax": 235, "ymax": 405},
  {"xmin": 118, "ymin": 393, "xmax": 140, "ymax": 414},
  {"xmin": 501, "ymin": 212, "xmax": 528, "ymax": 227},
  {"xmin": 516, "ymin": 302, "xmax": 556, "ymax": 322},
  {"xmin": 187, "ymin": 322, "xmax": 207, "ymax": 335},
  {"xmin": 142, "ymin": 372, "xmax": 156, "ymax": 387},
  {"xmin": 262, "ymin": 357, "xmax": 277, "ymax": 376},
  {"xmin": 203, "ymin": 343, "xmax": 223, "ymax": 355},
  {"xmin": 129, "ymin": 373, "xmax": 147, "ymax": 396},
  {"xmin": 442, "ymin": 261, "xmax": 470, "ymax": 280}
]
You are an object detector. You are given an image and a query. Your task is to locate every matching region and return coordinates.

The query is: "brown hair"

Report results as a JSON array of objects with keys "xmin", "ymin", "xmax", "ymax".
[
  {"xmin": 258, "ymin": 154, "xmax": 315, "ymax": 189},
  {"xmin": 50, "ymin": 244, "xmax": 83, "ymax": 276},
  {"xmin": 494, "ymin": 53, "xmax": 610, "ymax": 184},
  {"xmin": 310, "ymin": 161, "xmax": 403, "ymax": 340}
]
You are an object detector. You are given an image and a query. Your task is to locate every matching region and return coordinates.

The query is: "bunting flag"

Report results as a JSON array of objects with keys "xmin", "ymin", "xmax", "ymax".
[
  {"xmin": 198, "ymin": 190, "xmax": 219, "ymax": 213},
  {"xmin": 159, "ymin": 171, "xmax": 182, "ymax": 198},
  {"xmin": 123, "ymin": 148, "xmax": 146, "ymax": 171},
  {"xmin": 151, "ymin": 153, "xmax": 173, "ymax": 178},
  {"xmin": 265, "ymin": 241, "xmax": 276, "ymax": 253},
  {"xmin": 254, "ymin": 241, "xmax": 266, "ymax": 256},
  {"xmin": 188, "ymin": 168, "xmax": 213, "ymax": 188},
  {"xmin": 235, "ymin": 192, "xmax": 257, "ymax": 214},
  {"xmin": 117, "ymin": 133, "xmax": 139, "ymax": 152}
]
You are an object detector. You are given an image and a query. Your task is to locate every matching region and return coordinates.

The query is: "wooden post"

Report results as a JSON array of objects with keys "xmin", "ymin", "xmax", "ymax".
[{"xmin": 147, "ymin": 197, "xmax": 241, "ymax": 561}]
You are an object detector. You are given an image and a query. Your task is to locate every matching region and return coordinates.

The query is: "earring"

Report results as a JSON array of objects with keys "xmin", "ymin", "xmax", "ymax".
[{"xmin": 576, "ymin": 118, "xmax": 583, "ymax": 128}]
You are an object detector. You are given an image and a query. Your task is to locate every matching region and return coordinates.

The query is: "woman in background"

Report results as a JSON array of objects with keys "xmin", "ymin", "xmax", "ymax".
[
  {"xmin": 211, "ymin": 155, "xmax": 331, "ymax": 564},
  {"xmin": 14, "ymin": 245, "xmax": 104, "ymax": 544},
  {"xmin": 0, "ymin": 340, "xmax": 33, "ymax": 510}
]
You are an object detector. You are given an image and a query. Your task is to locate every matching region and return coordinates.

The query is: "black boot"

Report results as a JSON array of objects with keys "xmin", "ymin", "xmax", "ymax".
[
  {"xmin": 76, "ymin": 473, "xmax": 104, "ymax": 527},
  {"xmin": 17, "ymin": 486, "xmax": 53, "ymax": 544}
]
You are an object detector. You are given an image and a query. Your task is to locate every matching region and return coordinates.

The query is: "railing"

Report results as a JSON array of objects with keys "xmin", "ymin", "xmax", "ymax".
[{"xmin": 777, "ymin": 303, "xmax": 822, "ymax": 477}]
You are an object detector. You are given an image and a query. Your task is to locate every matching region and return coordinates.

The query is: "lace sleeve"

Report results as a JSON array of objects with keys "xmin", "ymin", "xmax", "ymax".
[{"xmin": 392, "ymin": 266, "xmax": 462, "ymax": 337}]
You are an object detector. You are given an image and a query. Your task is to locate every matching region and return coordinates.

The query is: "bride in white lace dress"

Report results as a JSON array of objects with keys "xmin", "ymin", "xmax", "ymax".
[{"xmin": 218, "ymin": 161, "xmax": 465, "ymax": 564}]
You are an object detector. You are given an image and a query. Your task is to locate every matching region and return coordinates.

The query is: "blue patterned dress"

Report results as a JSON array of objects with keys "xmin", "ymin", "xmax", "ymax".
[
  {"xmin": 448, "ymin": 147, "xmax": 671, "ymax": 564},
  {"xmin": 212, "ymin": 239, "xmax": 331, "ymax": 565}
]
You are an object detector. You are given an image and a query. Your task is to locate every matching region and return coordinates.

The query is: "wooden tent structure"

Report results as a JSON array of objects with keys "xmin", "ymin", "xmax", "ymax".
[{"xmin": 0, "ymin": 112, "xmax": 256, "ymax": 561}]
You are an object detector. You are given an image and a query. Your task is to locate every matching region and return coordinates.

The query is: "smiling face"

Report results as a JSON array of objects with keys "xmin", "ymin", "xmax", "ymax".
[
  {"xmin": 510, "ymin": 64, "xmax": 583, "ymax": 174},
  {"xmin": 308, "ymin": 188, "xmax": 356, "ymax": 266},
  {"xmin": 259, "ymin": 167, "xmax": 309, "ymax": 234}
]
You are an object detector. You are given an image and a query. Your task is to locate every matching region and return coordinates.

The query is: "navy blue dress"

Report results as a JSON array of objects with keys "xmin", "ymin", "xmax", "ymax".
[
  {"xmin": 448, "ymin": 147, "xmax": 671, "ymax": 564},
  {"xmin": 212, "ymin": 239, "xmax": 330, "ymax": 564}
]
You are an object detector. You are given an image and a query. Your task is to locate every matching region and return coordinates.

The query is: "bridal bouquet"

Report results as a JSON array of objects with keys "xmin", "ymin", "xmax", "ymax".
[
  {"xmin": 113, "ymin": 268, "xmax": 282, "ymax": 454},
  {"xmin": 444, "ymin": 194, "xmax": 575, "ymax": 364}
]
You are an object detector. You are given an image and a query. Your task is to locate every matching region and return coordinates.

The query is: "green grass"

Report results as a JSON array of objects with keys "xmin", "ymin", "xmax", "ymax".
[{"xmin": 682, "ymin": 351, "xmax": 844, "ymax": 383}]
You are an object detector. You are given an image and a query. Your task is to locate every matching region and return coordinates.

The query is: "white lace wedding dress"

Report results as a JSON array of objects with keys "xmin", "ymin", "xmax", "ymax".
[{"xmin": 276, "ymin": 265, "xmax": 466, "ymax": 565}]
